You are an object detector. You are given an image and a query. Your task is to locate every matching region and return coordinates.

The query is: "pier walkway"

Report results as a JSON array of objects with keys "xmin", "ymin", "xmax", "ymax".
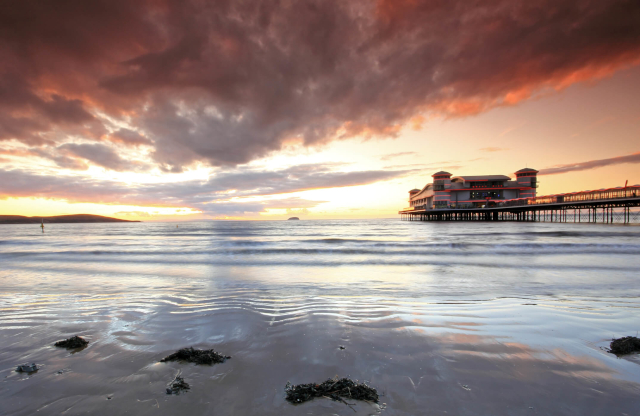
[{"xmin": 399, "ymin": 185, "xmax": 640, "ymax": 223}]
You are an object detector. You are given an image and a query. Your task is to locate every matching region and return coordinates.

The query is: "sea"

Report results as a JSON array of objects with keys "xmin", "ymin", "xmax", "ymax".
[{"xmin": 1, "ymin": 219, "xmax": 639, "ymax": 415}]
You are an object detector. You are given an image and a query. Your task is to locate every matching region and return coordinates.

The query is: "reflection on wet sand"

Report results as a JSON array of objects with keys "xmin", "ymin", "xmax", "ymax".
[
  {"xmin": 1, "ymin": 220, "xmax": 640, "ymax": 415},
  {"xmin": 1, "ymin": 292, "xmax": 639, "ymax": 416}
]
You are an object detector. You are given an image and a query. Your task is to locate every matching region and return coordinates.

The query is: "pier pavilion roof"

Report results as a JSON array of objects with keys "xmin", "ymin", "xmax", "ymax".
[{"xmin": 451, "ymin": 175, "xmax": 511, "ymax": 182}]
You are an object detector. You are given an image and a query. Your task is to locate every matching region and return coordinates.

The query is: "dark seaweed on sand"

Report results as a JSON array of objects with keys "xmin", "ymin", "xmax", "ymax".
[
  {"xmin": 285, "ymin": 377, "xmax": 378, "ymax": 405},
  {"xmin": 166, "ymin": 376, "xmax": 190, "ymax": 394},
  {"xmin": 609, "ymin": 336, "xmax": 640, "ymax": 355},
  {"xmin": 160, "ymin": 347, "xmax": 230, "ymax": 365},
  {"xmin": 54, "ymin": 336, "xmax": 89, "ymax": 349}
]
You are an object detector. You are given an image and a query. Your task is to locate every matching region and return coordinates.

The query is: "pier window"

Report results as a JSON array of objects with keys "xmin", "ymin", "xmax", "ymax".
[
  {"xmin": 470, "ymin": 191, "xmax": 502, "ymax": 199},
  {"xmin": 470, "ymin": 181, "xmax": 504, "ymax": 188}
]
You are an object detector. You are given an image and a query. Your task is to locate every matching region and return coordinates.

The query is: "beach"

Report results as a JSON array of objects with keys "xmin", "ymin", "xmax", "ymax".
[{"xmin": 1, "ymin": 219, "xmax": 640, "ymax": 415}]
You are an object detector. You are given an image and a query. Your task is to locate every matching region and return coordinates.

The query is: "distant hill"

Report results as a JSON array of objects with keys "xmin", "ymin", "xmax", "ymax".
[{"xmin": 0, "ymin": 214, "xmax": 140, "ymax": 224}]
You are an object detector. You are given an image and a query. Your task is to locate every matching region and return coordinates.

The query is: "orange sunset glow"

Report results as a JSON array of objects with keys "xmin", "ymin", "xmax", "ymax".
[{"xmin": 1, "ymin": 0, "xmax": 640, "ymax": 220}]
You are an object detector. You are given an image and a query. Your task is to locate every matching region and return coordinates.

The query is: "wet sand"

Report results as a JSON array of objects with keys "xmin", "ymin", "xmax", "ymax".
[
  {"xmin": 1, "ymin": 221, "xmax": 640, "ymax": 415},
  {"xmin": 2, "ymin": 290, "xmax": 640, "ymax": 415}
]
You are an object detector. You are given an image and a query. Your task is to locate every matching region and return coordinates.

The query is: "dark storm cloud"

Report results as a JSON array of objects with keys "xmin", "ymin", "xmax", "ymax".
[
  {"xmin": 539, "ymin": 152, "xmax": 640, "ymax": 175},
  {"xmin": 0, "ymin": 164, "xmax": 411, "ymax": 214},
  {"xmin": 1, "ymin": 0, "xmax": 640, "ymax": 171},
  {"xmin": 0, "ymin": 75, "xmax": 102, "ymax": 145}
]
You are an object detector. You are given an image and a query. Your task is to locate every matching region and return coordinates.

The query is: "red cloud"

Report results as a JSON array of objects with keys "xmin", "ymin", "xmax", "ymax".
[{"xmin": 1, "ymin": 0, "xmax": 639, "ymax": 171}]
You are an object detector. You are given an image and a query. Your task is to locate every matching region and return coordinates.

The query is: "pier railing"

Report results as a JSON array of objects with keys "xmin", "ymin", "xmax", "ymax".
[{"xmin": 501, "ymin": 185, "xmax": 640, "ymax": 207}]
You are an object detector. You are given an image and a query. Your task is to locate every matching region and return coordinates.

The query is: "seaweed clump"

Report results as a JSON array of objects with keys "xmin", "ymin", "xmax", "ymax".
[
  {"xmin": 166, "ymin": 376, "xmax": 190, "ymax": 395},
  {"xmin": 16, "ymin": 363, "xmax": 38, "ymax": 373},
  {"xmin": 160, "ymin": 347, "xmax": 230, "ymax": 365},
  {"xmin": 54, "ymin": 336, "xmax": 89, "ymax": 349},
  {"xmin": 610, "ymin": 336, "xmax": 640, "ymax": 355},
  {"xmin": 285, "ymin": 377, "xmax": 378, "ymax": 406}
]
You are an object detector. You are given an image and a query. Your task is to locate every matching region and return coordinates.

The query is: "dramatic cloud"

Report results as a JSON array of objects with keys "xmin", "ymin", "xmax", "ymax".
[
  {"xmin": 539, "ymin": 152, "xmax": 640, "ymax": 175},
  {"xmin": 57, "ymin": 143, "xmax": 149, "ymax": 172},
  {"xmin": 207, "ymin": 163, "xmax": 411, "ymax": 197},
  {"xmin": 106, "ymin": 129, "xmax": 153, "ymax": 147},
  {"xmin": 0, "ymin": 143, "xmax": 146, "ymax": 171},
  {"xmin": 0, "ymin": 0, "xmax": 639, "ymax": 172},
  {"xmin": 0, "ymin": 164, "xmax": 411, "ymax": 215}
]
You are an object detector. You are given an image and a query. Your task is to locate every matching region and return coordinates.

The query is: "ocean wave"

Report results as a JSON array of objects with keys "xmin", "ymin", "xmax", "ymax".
[
  {"xmin": 3, "ymin": 256, "xmax": 637, "ymax": 271},
  {"xmin": 2, "ymin": 242, "xmax": 640, "ymax": 258},
  {"xmin": 450, "ymin": 230, "xmax": 640, "ymax": 238}
]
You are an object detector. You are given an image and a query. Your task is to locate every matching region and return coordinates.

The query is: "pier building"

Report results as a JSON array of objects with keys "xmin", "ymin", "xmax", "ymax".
[
  {"xmin": 400, "ymin": 168, "xmax": 640, "ymax": 224},
  {"xmin": 408, "ymin": 168, "xmax": 538, "ymax": 210}
]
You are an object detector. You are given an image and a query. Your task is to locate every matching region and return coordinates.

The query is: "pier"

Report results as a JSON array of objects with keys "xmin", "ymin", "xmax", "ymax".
[{"xmin": 400, "ymin": 185, "xmax": 640, "ymax": 223}]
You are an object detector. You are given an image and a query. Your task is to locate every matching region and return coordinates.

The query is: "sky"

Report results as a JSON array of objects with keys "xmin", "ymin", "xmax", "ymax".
[{"xmin": 1, "ymin": 0, "xmax": 640, "ymax": 221}]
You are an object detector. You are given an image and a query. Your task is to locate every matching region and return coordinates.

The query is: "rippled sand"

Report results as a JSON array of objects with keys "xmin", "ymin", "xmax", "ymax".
[{"xmin": 1, "ymin": 220, "xmax": 640, "ymax": 415}]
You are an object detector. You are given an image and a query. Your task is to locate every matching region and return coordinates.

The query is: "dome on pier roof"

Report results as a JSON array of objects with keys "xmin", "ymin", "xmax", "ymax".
[
  {"xmin": 515, "ymin": 167, "xmax": 538, "ymax": 173},
  {"xmin": 432, "ymin": 171, "xmax": 452, "ymax": 176},
  {"xmin": 409, "ymin": 188, "xmax": 420, "ymax": 193}
]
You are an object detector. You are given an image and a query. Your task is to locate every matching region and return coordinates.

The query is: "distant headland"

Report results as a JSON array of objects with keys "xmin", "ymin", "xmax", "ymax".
[
  {"xmin": 0, "ymin": 214, "xmax": 140, "ymax": 224},
  {"xmin": 287, "ymin": 217, "xmax": 300, "ymax": 220}
]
